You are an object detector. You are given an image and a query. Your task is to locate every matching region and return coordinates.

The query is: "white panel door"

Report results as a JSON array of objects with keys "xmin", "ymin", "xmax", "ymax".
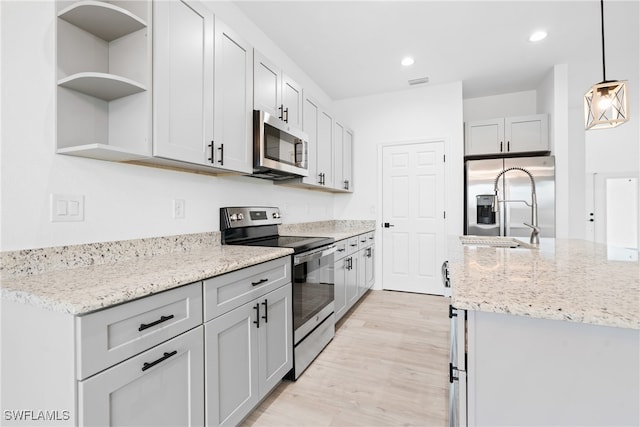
[
  {"xmin": 282, "ymin": 74, "xmax": 303, "ymax": 129},
  {"xmin": 333, "ymin": 121, "xmax": 345, "ymax": 190},
  {"xmin": 253, "ymin": 51, "xmax": 281, "ymax": 118},
  {"xmin": 382, "ymin": 142, "xmax": 446, "ymax": 295}
]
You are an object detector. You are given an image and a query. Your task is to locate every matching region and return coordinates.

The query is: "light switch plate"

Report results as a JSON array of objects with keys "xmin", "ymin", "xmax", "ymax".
[
  {"xmin": 51, "ymin": 194, "xmax": 84, "ymax": 222},
  {"xmin": 173, "ymin": 199, "xmax": 185, "ymax": 219}
]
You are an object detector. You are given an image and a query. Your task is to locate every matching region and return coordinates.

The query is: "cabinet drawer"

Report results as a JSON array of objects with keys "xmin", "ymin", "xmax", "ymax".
[
  {"xmin": 346, "ymin": 236, "xmax": 359, "ymax": 255},
  {"xmin": 204, "ymin": 256, "xmax": 290, "ymax": 322},
  {"xmin": 78, "ymin": 326, "xmax": 204, "ymax": 426},
  {"xmin": 335, "ymin": 239, "xmax": 348, "ymax": 259},
  {"xmin": 76, "ymin": 282, "xmax": 203, "ymax": 380},
  {"xmin": 358, "ymin": 232, "xmax": 374, "ymax": 250}
]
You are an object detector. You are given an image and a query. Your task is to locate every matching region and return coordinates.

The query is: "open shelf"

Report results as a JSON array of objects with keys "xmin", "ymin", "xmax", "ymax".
[
  {"xmin": 58, "ymin": 72, "xmax": 146, "ymax": 101},
  {"xmin": 57, "ymin": 144, "xmax": 150, "ymax": 162},
  {"xmin": 58, "ymin": 0, "xmax": 146, "ymax": 42}
]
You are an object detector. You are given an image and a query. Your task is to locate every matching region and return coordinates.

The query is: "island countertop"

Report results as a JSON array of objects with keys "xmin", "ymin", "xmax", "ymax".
[{"xmin": 449, "ymin": 238, "xmax": 640, "ymax": 330}]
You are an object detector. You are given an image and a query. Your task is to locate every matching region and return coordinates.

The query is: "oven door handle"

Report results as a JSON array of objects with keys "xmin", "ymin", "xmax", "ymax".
[{"xmin": 294, "ymin": 245, "xmax": 336, "ymax": 265}]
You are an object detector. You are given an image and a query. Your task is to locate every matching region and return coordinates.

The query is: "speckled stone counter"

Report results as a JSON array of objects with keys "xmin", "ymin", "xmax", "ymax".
[
  {"xmin": 449, "ymin": 238, "xmax": 640, "ymax": 329},
  {"xmin": 1, "ymin": 244, "xmax": 292, "ymax": 315},
  {"xmin": 279, "ymin": 220, "xmax": 376, "ymax": 241}
]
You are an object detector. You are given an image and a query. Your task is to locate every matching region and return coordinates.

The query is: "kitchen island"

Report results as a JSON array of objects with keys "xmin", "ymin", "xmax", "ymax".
[{"xmin": 448, "ymin": 238, "xmax": 639, "ymax": 426}]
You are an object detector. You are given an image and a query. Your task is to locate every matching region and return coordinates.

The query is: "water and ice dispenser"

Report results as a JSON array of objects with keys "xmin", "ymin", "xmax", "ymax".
[{"xmin": 476, "ymin": 195, "xmax": 496, "ymax": 225}]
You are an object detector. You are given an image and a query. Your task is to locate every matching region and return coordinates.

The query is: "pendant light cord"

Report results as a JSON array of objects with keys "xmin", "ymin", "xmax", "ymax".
[{"xmin": 600, "ymin": 0, "xmax": 607, "ymax": 82}]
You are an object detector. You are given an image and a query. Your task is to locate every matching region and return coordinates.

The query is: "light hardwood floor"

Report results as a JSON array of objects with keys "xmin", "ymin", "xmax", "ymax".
[{"xmin": 243, "ymin": 290, "xmax": 451, "ymax": 427}]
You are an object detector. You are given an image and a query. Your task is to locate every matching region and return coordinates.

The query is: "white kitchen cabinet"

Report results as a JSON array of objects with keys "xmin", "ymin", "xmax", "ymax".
[
  {"xmin": 333, "ymin": 240, "xmax": 349, "ymax": 321},
  {"xmin": 56, "ymin": 0, "xmax": 152, "ymax": 161},
  {"xmin": 153, "ymin": 0, "xmax": 214, "ymax": 165},
  {"xmin": 78, "ymin": 326, "xmax": 204, "ymax": 426},
  {"xmin": 253, "ymin": 50, "xmax": 302, "ymax": 129},
  {"xmin": 345, "ymin": 237, "xmax": 359, "ymax": 308},
  {"xmin": 334, "ymin": 121, "xmax": 345, "ymax": 190},
  {"xmin": 204, "ymin": 257, "xmax": 293, "ymax": 426},
  {"xmin": 456, "ymin": 310, "xmax": 639, "ymax": 426},
  {"xmin": 342, "ymin": 128, "xmax": 354, "ymax": 191},
  {"xmin": 465, "ymin": 114, "xmax": 549, "ymax": 157},
  {"xmin": 212, "ymin": 17, "xmax": 253, "ymax": 173},
  {"xmin": 317, "ymin": 108, "xmax": 335, "ymax": 188},
  {"xmin": 334, "ymin": 233, "xmax": 375, "ymax": 322}
]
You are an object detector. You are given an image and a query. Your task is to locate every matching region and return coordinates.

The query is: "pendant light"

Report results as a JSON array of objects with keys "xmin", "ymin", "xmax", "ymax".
[{"xmin": 584, "ymin": 0, "xmax": 629, "ymax": 130}]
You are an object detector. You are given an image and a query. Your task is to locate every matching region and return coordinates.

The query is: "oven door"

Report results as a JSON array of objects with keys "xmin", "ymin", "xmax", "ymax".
[
  {"xmin": 292, "ymin": 245, "xmax": 336, "ymax": 344},
  {"xmin": 254, "ymin": 110, "xmax": 309, "ymax": 177}
]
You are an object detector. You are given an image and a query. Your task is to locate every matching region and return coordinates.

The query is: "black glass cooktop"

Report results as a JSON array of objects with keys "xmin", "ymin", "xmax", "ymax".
[{"xmin": 230, "ymin": 235, "xmax": 334, "ymax": 254}]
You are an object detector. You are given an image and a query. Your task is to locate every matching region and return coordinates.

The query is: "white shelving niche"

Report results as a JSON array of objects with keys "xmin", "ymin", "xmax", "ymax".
[{"xmin": 56, "ymin": 0, "xmax": 152, "ymax": 161}]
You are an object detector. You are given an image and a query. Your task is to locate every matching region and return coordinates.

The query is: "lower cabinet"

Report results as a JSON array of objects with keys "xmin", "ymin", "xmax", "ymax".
[
  {"xmin": 205, "ymin": 283, "xmax": 292, "ymax": 426},
  {"xmin": 78, "ymin": 326, "xmax": 204, "ymax": 426},
  {"xmin": 334, "ymin": 232, "xmax": 376, "ymax": 322}
]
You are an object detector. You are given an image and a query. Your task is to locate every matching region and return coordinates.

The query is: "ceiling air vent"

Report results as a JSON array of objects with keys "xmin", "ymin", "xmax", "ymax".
[{"xmin": 408, "ymin": 77, "xmax": 429, "ymax": 86}]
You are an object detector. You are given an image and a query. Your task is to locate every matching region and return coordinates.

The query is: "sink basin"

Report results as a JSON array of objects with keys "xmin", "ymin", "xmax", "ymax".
[{"xmin": 459, "ymin": 235, "xmax": 538, "ymax": 249}]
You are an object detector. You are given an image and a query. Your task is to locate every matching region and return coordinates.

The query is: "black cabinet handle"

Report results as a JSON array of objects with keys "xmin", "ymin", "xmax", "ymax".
[
  {"xmin": 449, "ymin": 304, "xmax": 457, "ymax": 319},
  {"xmin": 208, "ymin": 141, "xmax": 214, "ymax": 163},
  {"xmin": 284, "ymin": 107, "xmax": 289, "ymax": 123},
  {"xmin": 449, "ymin": 362, "xmax": 459, "ymax": 383},
  {"xmin": 500, "ymin": 141, "xmax": 503, "ymax": 152},
  {"xmin": 383, "ymin": 222, "xmax": 394, "ymax": 228},
  {"xmin": 142, "ymin": 350, "xmax": 177, "ymax": 372},
  {"xmin": 350, "ymin": 243, "xmax": 358, "ymax": 247},
  {"xmin": 337, "ymin": 248, "xmax": 345, "ymax": 252},
  {"xmin": 218, "ymin": 144, "xmax": 224, "ymax": 165},
  {"xmin": 261, "ymin": 299, "xmax": 268, "ymax": 323},
  {"xmin": 344, "ymin": 180, "xmax": 349, "ymax": 190},
  {"xmin": 278, "ymin": 104, "xmax": 284, "ymax": 121},
  {"xmin": 507, "ymin": 141, "xmax": 510, "ymax": 152},
  {"xmin": 251, "ymin": 278, "xmax": 269, "ymax": 286},
  {"xmin": 253, "ymin": 303, "xmax": 260, "ymax": 328},
  {"xmin": 139, "ymin": 314, "xmax": 174, "ymax": 332}
]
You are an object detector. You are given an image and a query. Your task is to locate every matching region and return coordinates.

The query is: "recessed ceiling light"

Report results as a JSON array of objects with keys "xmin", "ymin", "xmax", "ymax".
[
  {"xmin": 401, "ymin": 57, "xmax": 415, "ymax": 67},
  {"xmin": 529, "ymin": 30, "xmax": 547, "ymax": 42}
]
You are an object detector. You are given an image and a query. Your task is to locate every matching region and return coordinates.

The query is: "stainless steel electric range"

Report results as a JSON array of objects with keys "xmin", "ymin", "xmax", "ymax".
[{"xmin": 220, "ymin": 206, "xmax": 336, "ymax": 379}]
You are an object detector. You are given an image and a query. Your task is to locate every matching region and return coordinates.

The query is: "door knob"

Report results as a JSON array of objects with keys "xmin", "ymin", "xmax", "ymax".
[{"xmin": 383, "ymin": 222, "xmax": 394, "ymax": 228}]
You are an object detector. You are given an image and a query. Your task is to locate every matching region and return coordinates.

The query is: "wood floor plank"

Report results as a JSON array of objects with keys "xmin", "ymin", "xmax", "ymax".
[{"xmin": 243, "ymin": 290, "xmax": 450, "ymax": 427}]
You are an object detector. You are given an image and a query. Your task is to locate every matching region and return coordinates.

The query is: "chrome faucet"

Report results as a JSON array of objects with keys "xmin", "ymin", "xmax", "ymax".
[{"xmin": 492, "ymin": 167, "xmax": 540, "ymax": 245}]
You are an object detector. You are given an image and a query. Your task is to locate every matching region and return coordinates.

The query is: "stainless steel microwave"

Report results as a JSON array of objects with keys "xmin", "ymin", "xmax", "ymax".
[{"xmin": 253, "ymin": 110, "xmax": 308, "ymax": 180}]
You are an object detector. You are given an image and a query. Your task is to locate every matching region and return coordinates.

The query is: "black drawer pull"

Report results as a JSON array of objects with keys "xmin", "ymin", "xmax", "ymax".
[
  {"xmin": 253, "ymin": 303, "xmax": 260, "ymax": 328},
  {"xmin": 142, "ymin": 350, "xmax": 177, "ymax": 372},
  {"xmin": 261, "ymin": 299, "xmax": 268, "ymax": 323},
  {"xmin": 139, "ymin": 314, "xmax": 174, "ymax": 332},
  {"xmin": 337, "ymin": 248, "xmax": 345, "ymax": 252},
  {"xmin": 251, "ymin": 278, "xmax": 269, "ymax": 286},
  {"xmin": 350, "ymin": 243, "xmax": 358, "ymax": 247}
]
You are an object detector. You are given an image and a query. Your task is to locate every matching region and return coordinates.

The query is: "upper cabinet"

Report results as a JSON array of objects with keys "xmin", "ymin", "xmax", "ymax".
[
  {"xmin": 56, "ymin": 0, "xmax": 152, "ymax": 160},
  {"xmin": 153, "ymin": 0, "xmax": 214, "ymax": 166},
  {"xmin": 342, "ymin": 128, "xmax": 354, "ymax": 191},
  {"xmin": 253, "ymin": 51, "xmax": 303, "ymax": 129},
  {"xmin": 153, "ymin": 2, "xmax": 253, "ymax": 173},
  {"xmin": 465, "ymin": 114, "xmax": 549, "ymax": 157}
]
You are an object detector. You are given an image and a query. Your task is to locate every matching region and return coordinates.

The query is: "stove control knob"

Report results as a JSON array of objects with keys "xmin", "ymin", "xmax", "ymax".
[
  {"xmin": 229, "ymin": 213, "xmax": 238, "ymax": 221},
  {"xmin": 272, "ymin": 212, "xmax": 280, "ymax": 219},
  {"xmin": 237, "ymin": 213, "xmax": 244, "ymax": 221}
]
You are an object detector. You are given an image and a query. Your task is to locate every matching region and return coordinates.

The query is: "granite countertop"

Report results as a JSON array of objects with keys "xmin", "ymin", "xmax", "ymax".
[
  {"xmin": 449, "ymin": 238, "xmax": 640, "ymax": 330},
  {"xmin": 1, "ymin": 244, "xmax": 292, "ymax": 315},
  {"xmin": 279, "ymin": 220, "xmax": 376, "ymax": 241},
  {"xmin": 1, "ymin": 220, "xmax": 375, "ymax": 316}
]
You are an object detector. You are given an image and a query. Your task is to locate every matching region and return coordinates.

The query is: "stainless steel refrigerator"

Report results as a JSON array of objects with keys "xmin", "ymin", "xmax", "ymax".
[{"xmin": 465, "ymin": 156, "xmax": 555, "ymax": 238}]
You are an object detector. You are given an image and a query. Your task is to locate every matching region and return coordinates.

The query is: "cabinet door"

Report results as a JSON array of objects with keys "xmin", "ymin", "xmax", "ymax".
[
  {"xmin": 365, "ymin": 245, "xmax": 375, "ymax": 290},
  {"xmin": 282, "ymin": 74, "xmax": 303, "ymax": 129},
  {"xmin": 334, "ymin": 256, "xmax": 348, "ymax": 321},
  {"xmin": 253, "ymin": 51, "xmax": 281, "ymax": 119},
  {"xmin": 333, "ymin": 120, "xmax": 345, "ymax": 190},
  {"xmin": 302, "ymin": 96, "xmax": 321, "ymax": 186},
  {"xmin": 343, "ymin": 128, "xmax": 354, "ymax": 191},
  {"xmin": 505, "ymin": 114, "xmax": 549, "ymax": 154},
  {"xmin": 153, "ymin": 0, "xmax": 214, "ymax": 165},
  {"xmin": 205, "ymin": 302, "xmax": 259, "ymax": 426},
  {"xmin": 213, "ymin": 18, "xmax": 253, "ymax": 173},
  {"xmin": 317, "ymin": 109, "xmax": 334, "ymax": 188},
  {"xmin": 465, "ymin": 118, "xmax": 504, "ymax": 156},
  {"xmin": 258, "ymin": 284, "xmax": 293, "ymax": 395},
  {"xmin": 346, "ymin": 255, "xmax": 358, "ymax": 309},
  {"xmin": 78, "ymin": 326, "xmax": 204, "ymax": 427},
  {"xmin": 357, "ymin": 249, "xmax": 367, "ymax": 297}
]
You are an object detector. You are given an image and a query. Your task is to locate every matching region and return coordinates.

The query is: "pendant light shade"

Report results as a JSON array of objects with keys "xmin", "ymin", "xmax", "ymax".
[{"xmin": 584, "ymin": 0, "xmax": 629, "ymax": 130}]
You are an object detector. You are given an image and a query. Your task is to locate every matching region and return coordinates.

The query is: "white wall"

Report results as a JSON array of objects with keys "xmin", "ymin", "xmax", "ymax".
[
  {"xmin": 463, "ymin": 90, "xmax": 537, "ymax": 121},
  {"xmin": 333, "ymin": 82, "xmax": 464, "ymax": 233},
  {"xmin": 0, "ymin": 1, "xmax": 335, "ymax": 251}
]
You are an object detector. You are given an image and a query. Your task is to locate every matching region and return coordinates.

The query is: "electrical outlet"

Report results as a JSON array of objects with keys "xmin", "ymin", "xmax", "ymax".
[
  {"xmin": 51, "ymin": 194, "xmax": 84, "ymax": 222},
  {"xmin": 173, "ymin": 199, "xmax": 185, "ymax": 219}
]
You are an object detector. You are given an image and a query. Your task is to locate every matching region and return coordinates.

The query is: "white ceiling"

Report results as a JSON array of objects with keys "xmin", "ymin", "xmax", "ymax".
[{"xmin": 233, "ymin": 1, "xmax": 639, "ymax": 105}]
